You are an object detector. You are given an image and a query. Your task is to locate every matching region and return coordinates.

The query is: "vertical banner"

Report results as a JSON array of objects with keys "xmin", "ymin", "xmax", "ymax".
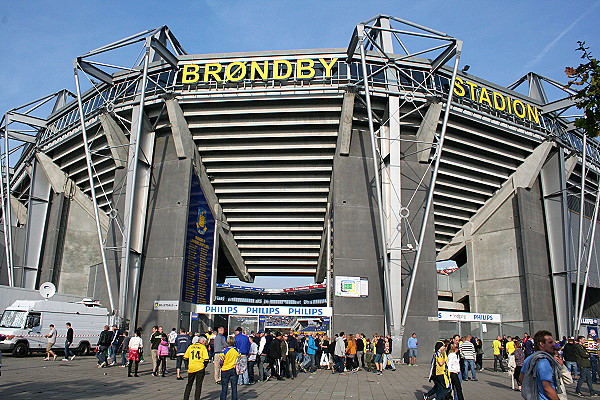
[{"xmin": 181, "ymin": 173, "xmax": 215, "ymax": 304}]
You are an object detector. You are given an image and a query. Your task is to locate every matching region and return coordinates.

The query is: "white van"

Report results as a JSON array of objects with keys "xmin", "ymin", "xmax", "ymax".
[{"xmin": 0, "ymin": 299, "xmax": 109, "ymax": 357}]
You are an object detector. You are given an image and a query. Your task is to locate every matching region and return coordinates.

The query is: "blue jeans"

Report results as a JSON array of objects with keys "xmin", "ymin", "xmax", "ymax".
[
  {"xmin": 221, "ymin": 368, "xmax": 238, "ymax": 400},
  {"xmin": 566, "ymin": 360, "xmax": 579, "ymax": 377},
  {"xmin": 592, "ymin": 356, "xmax": 598, "ymax": 383},
  {"xmin": 108, "ymin": 343, "xmax": 118, "ymax": 362},
  {"xmin": 96, "ymin": 345, "xmax": 109, "ymax": 365},
  {"xmin": 121, "ymin": 350, "xmax": 128, "ymax": 366},
  {"xmin": 462, "ymin": 359, "xmax": 476, "ymax": 380},
  {"xmin": 333, "ymin": 355, "xmax": 345, "ymax": 373},
  {"xmin": 307, "ymin": 353, "xmax": 316, "ymax": 372},
  {"xmin": 64, "ymin": 341, "xmax": 72, "ymax": 358},
  {"xmin": 577, "ymin": 366, "xmax": 594, "ymax": 395}
]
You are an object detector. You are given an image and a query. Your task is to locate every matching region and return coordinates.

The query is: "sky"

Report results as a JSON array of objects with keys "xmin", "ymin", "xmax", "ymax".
[{"xmin": 1, "ymin": 0, "xmax": 598, "ymax": 287}]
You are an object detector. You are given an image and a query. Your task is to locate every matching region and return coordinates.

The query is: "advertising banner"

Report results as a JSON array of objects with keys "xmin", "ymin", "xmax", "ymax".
[
  {"xmin": 437, "ymin": 311, "xmax": 502, "ymax": 323},
  {"xmin": 334, "ymin": 276, "xmax": 368, "ymax": 297},
  {"xmin": 181, "ymin": 173, "xmax": 215, "ymax": 304},
  {"xmin": 196, "ymin": 304, "xmax": 333, "ymax": 317}
]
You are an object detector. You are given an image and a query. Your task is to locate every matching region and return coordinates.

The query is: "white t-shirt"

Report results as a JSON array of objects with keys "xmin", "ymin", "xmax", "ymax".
[
  {"xmin": 128, "ymin": 336, "xmax": 143, "ymax": 351},
  {"xmin": 448, "ymin": 352, "xmax": 461, "ymax": 374},
  {"xmin": 249, "ymin": 342, "xmax": 258, "ymax": 361},
  {"xmin": 168, "ymin": 331, "xmax": 177, "ymax": 344}
]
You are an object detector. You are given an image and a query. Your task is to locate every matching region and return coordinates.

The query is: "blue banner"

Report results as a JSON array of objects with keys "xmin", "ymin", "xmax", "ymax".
[{"xmin": 181, "ymin": 173, "xmax": 215, "ymax": 304}]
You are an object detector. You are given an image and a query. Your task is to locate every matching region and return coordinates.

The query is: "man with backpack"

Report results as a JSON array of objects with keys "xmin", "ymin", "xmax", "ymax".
[{"xmin": 519, "ymin": 330, "xmax": 566, "ymax": 400}]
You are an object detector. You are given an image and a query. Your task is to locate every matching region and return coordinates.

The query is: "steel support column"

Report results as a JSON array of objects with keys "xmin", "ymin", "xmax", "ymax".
[
  {"xmin": 540, "ymin": 147, "xmax": 574, "ymax": 336},
  {"xmin": 0, "ymin": 149, "xmax": 12, "ymax": 286},
  {"xmin": 358, "ymin": 35, "xmax": 394, "ymax": 335},
  {"xmin": 576, "ymin": 175, "xmax": 600, "ymax": 333},
  {"xmin": 400, "ymin": 43, "xmax": 462, "ymax": 334},
  {"xmin": 119, "ymin": 47, "xmax": 152, "ymax": 326},
  {"xmin": 2, "ymin": 118, "xmax": 14, "ymax": 286},
  {"xmin": 74, "ymin": 67, "xmax": 115, "ymax": 312},
  {"xmin": 574, "ymin": 133, "xmax": 587, "ymax": 334}
]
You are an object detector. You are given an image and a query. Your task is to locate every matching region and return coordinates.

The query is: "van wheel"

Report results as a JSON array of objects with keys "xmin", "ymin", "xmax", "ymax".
[
  {"xmin": 12, "ymin": 342, "xmax": 29, "ymax": 357},
  {"xmin": 77, "ymin": 342, "xmax": 91, "ymax": 356}
]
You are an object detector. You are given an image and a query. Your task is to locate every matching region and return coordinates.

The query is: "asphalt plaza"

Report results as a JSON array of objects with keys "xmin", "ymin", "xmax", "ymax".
[{"xmin": 0, "ymin": 355, "xmax": 587, "ymax": 399}]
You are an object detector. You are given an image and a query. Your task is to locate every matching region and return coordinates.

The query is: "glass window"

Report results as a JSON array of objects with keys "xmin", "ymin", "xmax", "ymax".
[
  {"xmin": 25, "ymin": 313, "xmax": 41, "ymax": 329},
  {"xmin": 0, "ymin": 310, "xmax": 27, "ymax": 329}
]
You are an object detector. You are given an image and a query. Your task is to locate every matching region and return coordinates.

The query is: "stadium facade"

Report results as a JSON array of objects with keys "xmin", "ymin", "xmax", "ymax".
[{"xmin": 1, "ymin": 15, "xmax": 599, "ymax": 359}]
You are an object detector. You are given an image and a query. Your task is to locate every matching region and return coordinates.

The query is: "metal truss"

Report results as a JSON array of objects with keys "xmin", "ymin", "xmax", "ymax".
[
  {"xmin": 347, "ymin": 15, "xmax": 463, "ymax": 347},
  {"xmin": 72, "ymin": 26, "xmax": 186, "ymax": 320},
  {"xmin": 0, "ymin": 90, "xmax": 75, "ymax": 287}
]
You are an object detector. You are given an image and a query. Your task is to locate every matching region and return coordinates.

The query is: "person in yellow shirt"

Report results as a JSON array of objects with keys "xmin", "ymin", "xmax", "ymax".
[
  {"xmin": 183, "ymin": 336, "xmax": 209, "ymax": 400},
  {"xmin": 506, "ymin": 337, "xmax": 515, "ymax": 355},
  {"xmin": 493, "ymin": 336, "xmax": 506, "ymax": 372},
  {"xmin": 506, "ymin": 336, "xmax": 516, "ymax": 375},
  {"xmin": 220, "ymin": 337, "xmax": 240, "ymax": 400},
  {"xmin": 425, "ymin": 341, "xmax": 451, "ymax": 399}
]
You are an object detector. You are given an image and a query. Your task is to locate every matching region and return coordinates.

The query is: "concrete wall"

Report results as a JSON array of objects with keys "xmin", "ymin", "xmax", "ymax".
[
  {"xmin": 467, "ymin": 178, "xmax": 556, "ymax": 337},
  {"xmin": 136, "ymin": 133, "xmax": 192, "ymax": 332},
  {"xmin": 331, "ymin": 128, "xmax": 386, "ymax": 336},
  {"xmin": 57, "ymin": 198, "xmax": 102, "ymax": 297},
  {"xmin": 515, "ymin": 183, "xmax": 556, "ymax": 334},
  {"xmin": 467, "ymin": 195, "xmax": 525, "ymax": 321}
]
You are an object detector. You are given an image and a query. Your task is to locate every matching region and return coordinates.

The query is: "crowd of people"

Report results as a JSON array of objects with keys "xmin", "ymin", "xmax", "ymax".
[
  {"xmin": 88, "ymin": 326, "xmax": 399, "ymax": 400},
  {"xmin": 423, "ymin": 330, "xmax": 600, "ymax": 400},
  {"xmin": 42, "ymin": 321, "xmax": 600, "ymax": 399}
]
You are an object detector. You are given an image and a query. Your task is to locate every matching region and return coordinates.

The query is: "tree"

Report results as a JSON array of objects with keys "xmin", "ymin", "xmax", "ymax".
[{"xmin": 565, "ymin": 41, "xmax": 600, "ymax": 137}]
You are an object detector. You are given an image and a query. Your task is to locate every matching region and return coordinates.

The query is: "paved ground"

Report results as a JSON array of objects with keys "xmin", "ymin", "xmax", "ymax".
[{"xmin": 0, "ymin": 355, "xmax": 585, "ymax": 399}]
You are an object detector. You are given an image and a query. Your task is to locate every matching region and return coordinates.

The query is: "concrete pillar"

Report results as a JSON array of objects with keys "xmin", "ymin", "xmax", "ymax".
[
  {"xmin": 137, "ymin": 132, "xmax": 193, "ymax": 332},
  {"xmin": 331, "ymin": 128, "xmax": 386, "ymax": 336}
]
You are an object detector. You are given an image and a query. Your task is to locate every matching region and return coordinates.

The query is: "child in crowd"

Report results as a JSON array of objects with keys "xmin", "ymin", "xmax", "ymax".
[
  {"xmin": 154, "ymin": 339, "xmax": 169, "ymax": 377},
  {"xmin": 447, "ymin": 344, "xmax": 464, "ymax": 400}
]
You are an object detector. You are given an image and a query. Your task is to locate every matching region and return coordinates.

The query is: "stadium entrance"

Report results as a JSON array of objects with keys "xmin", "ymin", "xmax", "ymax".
[{"xmin": 189, "ymin": 283, "xmax": 331, "ymax": 335}]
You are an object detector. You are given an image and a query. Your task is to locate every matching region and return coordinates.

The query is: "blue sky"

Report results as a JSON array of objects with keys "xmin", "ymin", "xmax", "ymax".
[{"xmin": 1, "ymin": 0, "xmax": 598, "ymax": 287}]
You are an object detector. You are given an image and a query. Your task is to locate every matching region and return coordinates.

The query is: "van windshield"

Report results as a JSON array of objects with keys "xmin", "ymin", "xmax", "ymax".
[{"xmin": 0, "ymin": 310, "xmax": 27, "ymax": 328}]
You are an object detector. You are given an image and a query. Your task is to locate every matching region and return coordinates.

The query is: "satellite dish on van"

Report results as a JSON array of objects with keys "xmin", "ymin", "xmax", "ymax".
[{"xmin": 39, "ymin": 282, "xmax": 56, "ymax": 299}]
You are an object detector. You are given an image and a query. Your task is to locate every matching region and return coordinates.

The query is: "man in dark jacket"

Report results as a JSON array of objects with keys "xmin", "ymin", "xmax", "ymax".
[
  {"xmin": 63, "ymin": 322, "xmax": 75, "ymax": 361},
  {"xmin": 575, "ymin": 335, "xmax": 598, "ymax": 396},
  {"xmin": 268, "ymin": 332, "xmax": 284, "ymax": 380},
  {"xmin": 286, "ymin": 334, "xmax": 298, "ymax": 378},
  {"xmin": 96, "ymin": 325, "xmax": 112, "ymax": 367},
  {"xmin": 563, "ymin": 337, "xmax": 579, "ymax": 379}
]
